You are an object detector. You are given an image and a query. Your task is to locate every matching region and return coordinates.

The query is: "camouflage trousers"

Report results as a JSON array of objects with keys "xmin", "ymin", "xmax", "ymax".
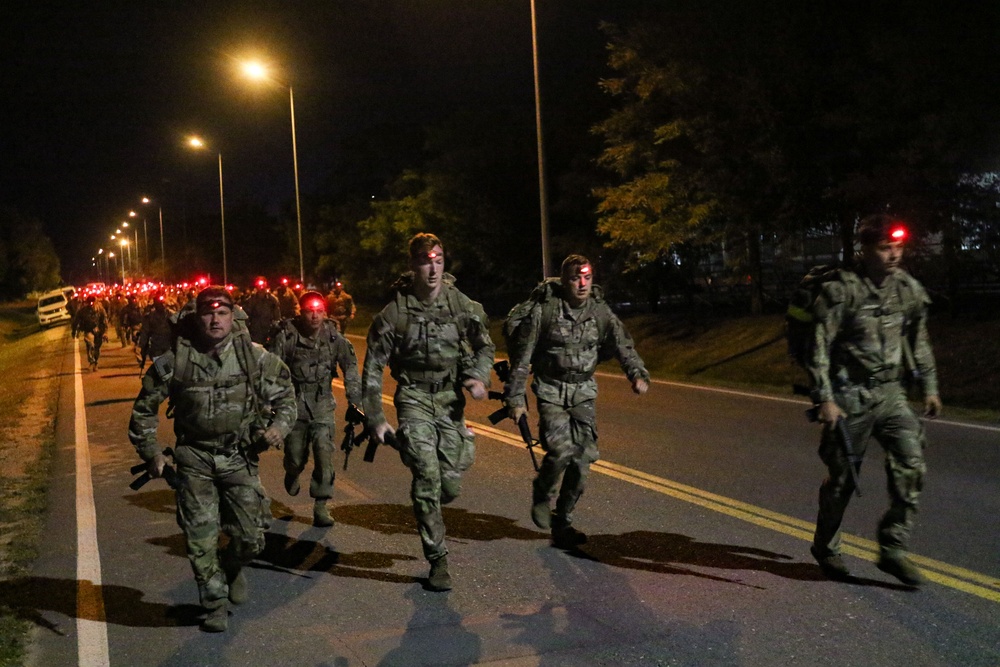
[
  {"xmin": 83, "ymin": 331, "xmax": 104, "ymax": 365},
  {"xmin": 284, "ymin": 419, "xmax": 336, "ymax": 500},
  {"xmin": 533, "ymin": 398, "xmax": 598, "ymax": 528},
  {"xmin": 813, "ymin": 382, "xmax": 926, "ymax": 559},
  {"xmin": 394, "ymin": 385, "xmax": 475, "ymax": 561},
  {"xmin": 173, "ymin": 444, "xmax": 269, "ymax": 608}
]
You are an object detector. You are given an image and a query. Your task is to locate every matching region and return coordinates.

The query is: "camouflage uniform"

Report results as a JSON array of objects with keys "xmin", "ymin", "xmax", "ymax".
[
  {"xmin": 327, "ymin": 289, "xmax": 356, "ymax": 334},
  {"xmin": 72, "ymin": 301, "xmax": 108, "ymax": 369},
  {"xmin": 269, "ymin": 317, "xmax": 361, "ymax": 502},
  {"xmin": 244, "ymin": 289, "xmax": 282, "ymax": 344},
  {"xmin": 275, "ymin": 286, "xmax": 300, "ymax": 319},
  {"xmin": 505, "ymin": 280, "xmax": 649, "ymax": 531},
  {"xmin": 128, "ymin": 312, "xmax": 296, "ymax": 610},
  {"xmin": 806, "ymin": 265, "xmax": 938, "ymax": 561},
  {"xmin": 361, "ymin": 273, "xmax": 494, "ymax": 561}
]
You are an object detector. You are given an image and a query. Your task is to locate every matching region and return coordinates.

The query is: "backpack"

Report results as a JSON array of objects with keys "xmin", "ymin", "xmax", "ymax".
[{"xmin": 785, "ymin": 263, "xmax": 843, "ymax": 368}]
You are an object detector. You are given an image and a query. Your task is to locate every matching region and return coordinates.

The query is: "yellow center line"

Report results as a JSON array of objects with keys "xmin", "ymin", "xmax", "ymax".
[
  {"xmin": 346, "ymin": 385, "xmax": 1000, "ymax": 603},
  {"xmin": 468, "ymin": 421, "xmax": 1000, "ymax": 603}
]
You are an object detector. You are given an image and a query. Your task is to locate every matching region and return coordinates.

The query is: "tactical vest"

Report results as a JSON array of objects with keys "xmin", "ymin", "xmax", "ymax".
[
  {"xmin": 279, "ymin": 318, "xmax": 341, "ymax": 386},
  {"xmin": 163, "ymin": 312, "xmax": 261, "ymax": 446},
  {"xmin": 390, "ymin": 283, "xmax": 472, "ymax": 389},
  {"xmin": 504, "ymin": 279, "xmax": 613, "ymax": 382}
]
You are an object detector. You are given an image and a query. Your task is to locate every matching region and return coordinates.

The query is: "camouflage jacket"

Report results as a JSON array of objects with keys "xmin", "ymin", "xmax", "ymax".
[
  {"xmin": 326, "ymin": 291, "xmax": 356, "ymax": 321},
  {"xmin": 807, "ymin": 266, "xmax": 938, "ymax": 403},
  {"xmin": 361, "ymin": 273, "xmax": 495, "ymax": 424},
  {"xmin": 72, "ymin": 303, "xmax": 108, "ymax": 336},
  {"xmin": 268, "ymin": 317, "xmax": 361, "ymax": 423},
  {"xmin": 128, "ymin": 329, "xmax": 297, "ymax": 461},
  {"xmin": 504, "ymin": 282, "xmax": 649, "ymax": 408}
]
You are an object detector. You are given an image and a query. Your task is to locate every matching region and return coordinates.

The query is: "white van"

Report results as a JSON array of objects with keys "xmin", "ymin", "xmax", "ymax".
[{"xmin": 37, "ymin": 288, "xmax": 73, "ymax": 328}]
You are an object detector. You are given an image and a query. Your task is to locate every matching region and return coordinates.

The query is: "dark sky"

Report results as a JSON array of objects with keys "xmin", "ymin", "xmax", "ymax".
[{"xmin": 2, "ymin": 1, "xmax": 640, "ymax": 280}]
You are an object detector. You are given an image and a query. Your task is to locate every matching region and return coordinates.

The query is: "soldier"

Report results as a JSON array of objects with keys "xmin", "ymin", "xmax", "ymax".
[
  {"xmin": 268, "ymin": 291, "xmax": 362, "ymax": 527},
  {"xmin": 119, "ymin": 295, "xmax": 143, "ymax": 347},
  {"xmin": 72, "ymin": 294, "xmax": 109, "ymax": 371},
  {"xmin": 326, "ymin": 280, "xmax": 356, "ymax": 334},
  {"xmin": 806, "ymin": 214, "xmax": 941, "ymax": 586},
  {"xmin": 504, "ymin": 255, "xmax": 649, "ymax": 549},
  {"xmin": 128, "ymin": 286, "xmax": 296, "ymax": 632},
  {"xmin": 362, "ymin": 233, "xmax": 495, "ymax": 591},
  {"xmin": 244, "ymin": 277, "xmax": 281, "ymax": 344},
  {"xmin": 275, "ymin": 281, "xmax": 300, "ymax": 319},
  {"xmin": 137, "ymin": 292, "xmax": 172, "ymax": 372}
]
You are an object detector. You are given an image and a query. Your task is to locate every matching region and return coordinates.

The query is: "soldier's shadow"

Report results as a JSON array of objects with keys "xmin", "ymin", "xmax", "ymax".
[
  {"xmin": 330, "ymin": 503, "xmax": 549, "ymax": 543},
  {"xmin": 567, "ymin": 530, "xmax": 913, "ymax": 589},
  {"xmin": 0, "ymin": 577, "xmax": 201, "ymax": 632}
]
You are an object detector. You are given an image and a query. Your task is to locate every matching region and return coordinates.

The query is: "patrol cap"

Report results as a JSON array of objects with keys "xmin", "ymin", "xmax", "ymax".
[
  {"xmin": 857, "ymin": 214, "xmax": 908, "ymax": 245},
  {"xmin": 299, "ymin": 291, "xmax": 327, "ymax": 312},
  {"xmin": 195, "ymin": 286, "xmax": 234, "ymax": 314}
]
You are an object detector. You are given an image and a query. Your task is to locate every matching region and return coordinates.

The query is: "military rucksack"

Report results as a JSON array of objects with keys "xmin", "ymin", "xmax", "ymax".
[{"xmin": 785, "ymin": 264, "xmax": 843, "ymax": 368}]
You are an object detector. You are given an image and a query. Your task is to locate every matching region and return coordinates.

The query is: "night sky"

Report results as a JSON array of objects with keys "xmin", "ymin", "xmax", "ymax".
[{"xmin": 3, "ymin": 1, "xmax": 638, "ymax": 281}]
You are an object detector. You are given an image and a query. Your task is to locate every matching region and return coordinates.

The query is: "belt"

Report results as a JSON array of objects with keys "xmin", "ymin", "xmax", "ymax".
[
  {"xmin": 404, "ymin": 379, "xmax": 458, "ymax": 394},
  {"xmin": 540, "ymin": 370, "xmax": 594, "ymax": 384},
  {"xmin": 845, "ymin": 368, "xmax": 901, "ymax": 389}
]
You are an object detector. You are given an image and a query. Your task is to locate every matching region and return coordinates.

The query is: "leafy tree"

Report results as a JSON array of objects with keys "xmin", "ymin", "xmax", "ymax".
[{"xmin": 0, "ymin": 207, "xmax": 62, "ymax": 299}]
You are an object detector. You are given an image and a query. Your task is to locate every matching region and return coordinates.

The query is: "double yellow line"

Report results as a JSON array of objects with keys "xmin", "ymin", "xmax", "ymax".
[{"xmin": 469, "ymin": 420, "xmax": 1000, "ymax": 604}]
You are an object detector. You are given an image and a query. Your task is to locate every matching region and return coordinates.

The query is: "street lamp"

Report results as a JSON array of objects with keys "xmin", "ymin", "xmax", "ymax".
[
  {"xmin": 119, "ymin": 238, "xmax": 131, "ymax": 283},
  {"xmin": 129, "ymin": 209, "xmax": 149, "ymax": 269},
  {"xmin": 530, "ymin": 0, "xmax": 552, "ymax": 279},
  {"xmin": 187, "ymin": 136, "xmax": 228, "ymax": 285},
  {"xmin": 141, "ymin": 196, "xmax": 166, "ymax": 274},
  {"xmin": 240, "ymin": 59, "xmax": 304, "ymax": 283},
  {"xmin": 122, "ymin": 221, "xmax": 139, "ymax": 275}
]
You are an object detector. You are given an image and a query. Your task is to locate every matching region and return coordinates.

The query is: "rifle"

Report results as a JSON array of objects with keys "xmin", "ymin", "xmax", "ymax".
[
  {"xmin": 363, "ymin": 429, "xmax": 397, "ymax": 464},
  {"xmin": 129, "ymin": 447, "xmax": 179, "ymax": 490},
  {"xmin": 805, "ymin": 406, "xmax": 862, "ymax": 497},
  {"xmin": 487, "ymin": 359, "xmax": 512, "ymax": 425},
  {"xmin": 340, "ymin": 404, "xmax": 369, "ymax": 470},
  {"xmin": 484, "ymin": 360, "xmax": 540, "ymax": 471}
]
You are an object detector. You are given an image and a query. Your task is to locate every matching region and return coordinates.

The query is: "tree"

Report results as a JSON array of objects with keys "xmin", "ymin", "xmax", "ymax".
[{"xmin": 0, "ymin": 207, "xmax": 62, "ymax": 299}]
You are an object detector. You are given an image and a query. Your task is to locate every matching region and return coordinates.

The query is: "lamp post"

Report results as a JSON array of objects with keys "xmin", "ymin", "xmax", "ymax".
[
  {"xmin": 240, "ymin": 59, "xmax": 305, "ymax": 283},
  {"xmin": 130, "ymin": 209, "xmax": 149, "ymax": 269},
  {"xmin": 141, "ymin": 196, "xmax": 166, "ymax": 275},
  {"xmin": 123, "ymin": 221, "xmax": 140, "ymax": 276},
  {"xmin": 530, "ymin": 0, "xmax": 552, "ymax": 279},
  {"xmin": 187, "ymin": 136, "xmax": 228, "ymax": 285}
]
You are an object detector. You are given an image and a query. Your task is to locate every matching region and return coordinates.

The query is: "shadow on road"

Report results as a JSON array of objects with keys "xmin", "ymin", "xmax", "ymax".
[
  {"xmin": 566, "ymin": 530, "xmax": 916, "ymax": 590},
  {"xmin": 86, "ymin": 397, "xmax": 136, "ymax": 407},
  {"xmin": 0, "ymin": 576, "xmax": 201, "ymax": 631},
  {"xmin": 331, "ymin": 503, "xmax": 549, "ymax": 543}
]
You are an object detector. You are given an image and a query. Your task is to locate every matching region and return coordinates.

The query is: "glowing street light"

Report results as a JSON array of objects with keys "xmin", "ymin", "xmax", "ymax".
[
  {"xmin": 187, "ymin": 135, "xmax": 228, "ymax": 284},
  {"xmin": 239, "ymin": 58, "xmax": 304, "ymax": 282},
  {"xmin": 141, "ymin": 196, "xmax": 166, "ymax": 272}
]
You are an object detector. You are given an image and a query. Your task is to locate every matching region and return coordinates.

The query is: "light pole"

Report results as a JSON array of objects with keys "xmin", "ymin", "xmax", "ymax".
[
  {"xmin": 530, "ymin": 0, "xmax": 552, "ymax": 279},
  {"xmin": 130, "ymin": 209, "xmax": 149, "ymax": 269},
  {"xmin": 123, "ymin": 221, "xmax": 140, "ymax": 276},
  {"xmin": 187, "ymin": 136, "xmax": 228, "ymax": 285},
  {"xmin": 141, "ymin": 196, "xmax": 166, "ymax": 275},
  {"xmin": 240, "ymin": 59, "xmax": 305, "ymax": 283}
]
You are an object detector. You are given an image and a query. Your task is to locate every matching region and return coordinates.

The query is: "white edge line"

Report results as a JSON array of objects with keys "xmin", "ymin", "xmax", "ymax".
[{"xmin": 74, "ymin": 341, "xmax": 111, "ymax": 667}]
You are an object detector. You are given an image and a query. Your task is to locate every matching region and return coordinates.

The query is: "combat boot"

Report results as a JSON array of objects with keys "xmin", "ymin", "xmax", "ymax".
[
  {"xmin": 427, "ymin": 555, "xmax": 452, "ymax": 592},
  {"xmin": 201, "ymin": 600, "xmax": 229, "ymax": 633},
  {"xmin": 284, "ymin": 473, "xmax": 300, "ymax": 496},
  {"xmin": 531, "ymin": 500, "xmax": 551, "ymax": 529},
  {"xmin": 810, "ymin": 546, "xmax": 851, "ymax": 581},
  {"xmin": 313, "ymin": 500, "xmax": 334, "ymax": 527},
  {"xmin": 551, "ymin": 525, "xmax": 587, "ymax": 549},
  {"xmin": 227, "ymin": 568, "xmax": 248, "ymax": 605},
  {"xmin": 877, "ymin": 554, "xmax": 925, "ymax": 587}
]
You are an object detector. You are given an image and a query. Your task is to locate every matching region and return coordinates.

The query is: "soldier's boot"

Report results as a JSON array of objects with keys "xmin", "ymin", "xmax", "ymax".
[
  {"xmin": 284, "ymin": 473, "xmax": 300, "ymax": 497},
  {"xmin": 810, "ymin": 546, "xmax": 851, "ymax": 581},
  {"xmin": 313, "ymin": 500, "xmax": 334, "ymax": 528},
  {"xmin": 877, "ymin": 554, "xmax": 925, "ymax": 587},
  {"xmin": 226, "ymin": 567, "xmax": 248, "ymax": 605},
  {"xmin": 531, "ymin": 500, "xmax": 551, "ymax": 530},
  {"xmin": 201, "ymin": 600, "xmax": 229, "ymax": 633},
  {"xmin": 427, "ymin": 555, "xmax": 452, "ymax": 592},
  {"xmin": 551, "ymin": 524, "xmax": 587, "ymax": 549}
]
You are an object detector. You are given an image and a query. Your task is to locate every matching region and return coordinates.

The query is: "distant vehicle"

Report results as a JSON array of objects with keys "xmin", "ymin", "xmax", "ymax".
[{"xmin": 37, "ymin": 288, "xmax": 73, "ymax": 328}]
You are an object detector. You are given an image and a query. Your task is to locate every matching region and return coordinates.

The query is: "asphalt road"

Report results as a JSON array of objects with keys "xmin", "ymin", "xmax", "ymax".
[{"xmin": 24, "ymin": 330, "xmax": 1000, "ymax": 666}]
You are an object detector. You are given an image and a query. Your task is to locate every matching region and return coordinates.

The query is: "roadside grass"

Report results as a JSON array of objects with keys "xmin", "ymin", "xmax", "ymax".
[
  {"xmin": 358, "ymin": 301, "xmax": 998, "ymax": 421},
  {"xmin": 0, "ymin": 302, "xmax": 61, "ymax": 667}
]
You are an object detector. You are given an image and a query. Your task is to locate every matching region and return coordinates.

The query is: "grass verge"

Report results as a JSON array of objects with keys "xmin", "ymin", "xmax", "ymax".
[{"xmin": 0, "ymin": 303, "xmax": 62, "ymax": 667}]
